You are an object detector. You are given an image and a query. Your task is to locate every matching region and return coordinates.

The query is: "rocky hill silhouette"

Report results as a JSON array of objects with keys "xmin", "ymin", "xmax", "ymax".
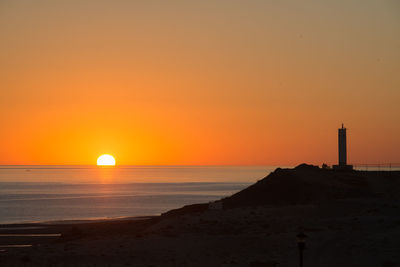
[
  {"xmin": 163, "ymin": 164, "xmax": 400, "ymax": 217},
  {"xmin": 222, "ymin": 164, "xmax": 372, "ymax": 208}
]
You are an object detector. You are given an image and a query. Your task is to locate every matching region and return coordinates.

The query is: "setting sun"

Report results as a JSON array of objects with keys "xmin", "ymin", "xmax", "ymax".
[{"xmin": 97, "ymin": 154, "xmax": 116, "ymax": 166}]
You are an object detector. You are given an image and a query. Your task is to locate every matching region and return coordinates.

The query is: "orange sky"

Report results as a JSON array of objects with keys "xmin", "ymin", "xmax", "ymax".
[{"xmin": 0, "ymin": 1, "xmax": 399, "ymax": 165}]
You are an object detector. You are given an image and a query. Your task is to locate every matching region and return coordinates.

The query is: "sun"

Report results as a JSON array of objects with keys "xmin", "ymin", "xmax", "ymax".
[{"xmin": 97, "ymin": 154, "xmax": 116, "ymax": 166}]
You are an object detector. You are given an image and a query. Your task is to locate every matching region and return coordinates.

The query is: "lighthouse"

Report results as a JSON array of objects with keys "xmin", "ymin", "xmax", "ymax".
[
  {"xmin": 338, "ymin": 124, "xmax": 347, "ymax": 166},
  {"xmin": 333, "ymin": 124, "xmax": 353, "ymax": 170}
]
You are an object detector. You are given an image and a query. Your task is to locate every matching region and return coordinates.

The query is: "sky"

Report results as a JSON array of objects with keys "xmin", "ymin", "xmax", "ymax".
[{"xmin": 0, "ymin": 0, "xmax": 399, "ymax": 166}]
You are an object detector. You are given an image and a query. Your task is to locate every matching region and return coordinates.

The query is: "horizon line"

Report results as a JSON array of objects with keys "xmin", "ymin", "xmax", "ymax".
[{"xmin": 0, "ymin": 164, "xmax": 292, "ymax": 169}]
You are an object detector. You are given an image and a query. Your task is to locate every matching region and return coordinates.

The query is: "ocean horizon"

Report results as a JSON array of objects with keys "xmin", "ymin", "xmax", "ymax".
[
  {"xmin": 2, "ymin": 165, "xmax": 397, "ymax": 224},
  {"xmin": 0, "ymin": 165, "xmax": 281, "ymax": 224}
]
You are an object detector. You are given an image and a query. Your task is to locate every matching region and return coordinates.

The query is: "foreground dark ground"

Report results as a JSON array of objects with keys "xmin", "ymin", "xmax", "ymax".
[{"xmin": 1, "ymin": 165, "xmax": 400, "ymax": 267}]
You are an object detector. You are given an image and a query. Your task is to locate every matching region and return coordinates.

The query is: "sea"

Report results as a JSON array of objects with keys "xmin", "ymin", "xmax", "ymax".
[{"xmin": 0, "ymin": 166, "xmax": 279, "ymax": 224}]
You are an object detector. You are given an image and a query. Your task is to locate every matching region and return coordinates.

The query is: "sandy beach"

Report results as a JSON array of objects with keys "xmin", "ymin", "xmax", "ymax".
[{"xmin": 1, "ymin": 166, "xmax": 400, "ymax": 266}]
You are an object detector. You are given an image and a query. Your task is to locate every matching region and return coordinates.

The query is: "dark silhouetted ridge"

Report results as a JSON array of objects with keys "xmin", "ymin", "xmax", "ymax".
[
  {"xmin": 222, "ymin": 164, "xmax": 371, "ymax": 208},
  {"xmin": 161, "ymin": 164, "xmax": 400, "ymax": 218}
]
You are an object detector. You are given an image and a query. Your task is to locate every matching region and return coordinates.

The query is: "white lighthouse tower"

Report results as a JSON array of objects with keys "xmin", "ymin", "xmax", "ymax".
[{"xmin": 333, "ymin": 124, "xmax": 353, "ymax": 170}]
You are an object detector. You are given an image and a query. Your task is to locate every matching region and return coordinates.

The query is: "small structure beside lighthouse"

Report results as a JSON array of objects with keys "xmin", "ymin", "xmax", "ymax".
[{"xmin": 333, "ymin": 124, "xmax": 353, "ymax": 170}]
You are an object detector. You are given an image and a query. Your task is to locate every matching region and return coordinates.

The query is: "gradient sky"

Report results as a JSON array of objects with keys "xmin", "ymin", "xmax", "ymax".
[{"xmin": 0, "ymin": 0, "xmax": 399, "ymax": 165}]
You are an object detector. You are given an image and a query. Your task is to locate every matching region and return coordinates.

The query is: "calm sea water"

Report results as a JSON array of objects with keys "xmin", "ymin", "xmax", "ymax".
[{"xmin": 0, "ymin": 166, "xmax": 278, "ymax": 224}]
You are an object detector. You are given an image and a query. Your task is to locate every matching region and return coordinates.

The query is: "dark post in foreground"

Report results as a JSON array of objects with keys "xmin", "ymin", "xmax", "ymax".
[{"xmin": 296, "ymin": 232, "xmax": 307, "ymax": 267}]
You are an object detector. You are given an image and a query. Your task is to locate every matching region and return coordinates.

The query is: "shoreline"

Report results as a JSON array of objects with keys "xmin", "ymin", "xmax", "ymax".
[{"xmin": 0, "ymin": 215, "xmax": 157, "ymax": 228}]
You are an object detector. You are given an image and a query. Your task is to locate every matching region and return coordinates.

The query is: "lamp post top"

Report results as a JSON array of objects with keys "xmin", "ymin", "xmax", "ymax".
[{"xmin": 297, "ymin": 232, "xmax": 307, "ymax": 243}]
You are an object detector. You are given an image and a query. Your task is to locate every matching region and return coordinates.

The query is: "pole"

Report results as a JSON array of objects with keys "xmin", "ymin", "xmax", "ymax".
[
  {"xmin": 298, "ymin": 242, "xmax": 305, "ymax": 267},
  {"xmin": 299, "ymin": 249, "xmax": 303, "ymax": 267}
]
